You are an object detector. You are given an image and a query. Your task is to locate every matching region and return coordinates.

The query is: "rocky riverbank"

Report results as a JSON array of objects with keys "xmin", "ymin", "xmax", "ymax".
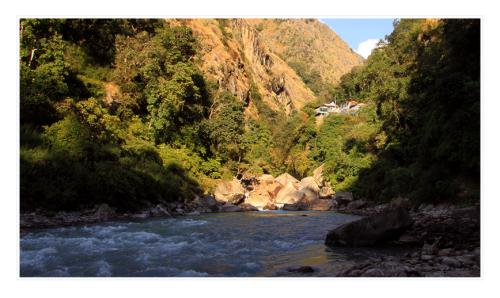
[
  {"xmin": 20, "ymin": 166, "xmax": 333, "ymax": 231},
  {"xmin": 20, "ymin": 166, "xmax": 481, "ymax": 278},
  {"xmin": 327, "ymin": 202, "xmax": 480, "ymax": 277},
  {"xmin": 20, "ymin": 195, "xmax": 252, "ymax": 231}
]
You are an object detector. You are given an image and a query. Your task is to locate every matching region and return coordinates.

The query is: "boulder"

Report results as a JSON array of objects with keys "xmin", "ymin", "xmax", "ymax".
[
  {"xmin": 389, "ymin": 197, "xmax": 411, "ymax": 209},
  {"xmin": 220, "ymin": 204, "xmax": 243, "ymax": 212},
  {"xmin": 285, "ymin": 197, "xmax": 333, "ymax": 211},
  {"xmin": 334, "ymin": 192, "xmax": 354, "ymax": 206},
  {"xmin": 263, "ymin": 203, "xmax": 278, "ymax": 210},
  {"xmin": 214, "ymin": 178, "xmax": 245, "ymax": 202},
  {"xmin": 307, "ymin": 198, "xmax": 334, "ymax": 211},
  {"xmin": 149, "ymin": 204, "xmax": 171, "ymax": 217},
  {"xmin": 312, "ymin": 164, "xmax": 325, "ymax": 186},
  {"xmin": 299, "ymin": 176, "xmax": 320, "ymax": 193},
  {"xmin": 194, "ymin": 195, "xmax": 219, "ymax": 212},
  {"xmin": 257, "ymin": 174, "xmax": 275, "ymax": 185},
  {"xmin": 282, "ymin": 203, "xmax": 300, "ymax": 211},
  {"xmin": 275, "ymin": 173, "xmax": 299, "ymax": 187},
  {"xmin": 319, "ymin": 186, "xmax": 334, "ymax": 199},
  {"xmin": 325, "ymin": 206, "xmax": 414, "ymax": 246},
  {"xmin": 347, "ymin": 199, "xmax": 368, "ymax": 210},
  {"xmin": 245, "ymin": 189, "xmax": 272, "ymax": 209},
  {"xmin": 266, "ymin": 182, "xmax": 283, "ymax": 199},
  {"xmin": 228, "ymin": 193, "xmax": 246, "ymax": 205},
  {"xmin": 275, "ymin": 182, "xmax": 304, "ymax": 205},
  {"xmin": 239, "ymin": 203, "xmax": 259, "ymax": 212},
  {"xmin": 298, "ymin": 177, "xmax": 320, "ymax": 205},
  {"xmin": 94, "ymin": 204, "xmax": 115, "ymax": 221}
]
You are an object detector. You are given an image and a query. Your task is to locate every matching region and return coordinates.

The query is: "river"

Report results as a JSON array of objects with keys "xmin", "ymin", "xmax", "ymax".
[{"xmin": 20, "ymin": 211, "xmax": 411, "ymax": 277}]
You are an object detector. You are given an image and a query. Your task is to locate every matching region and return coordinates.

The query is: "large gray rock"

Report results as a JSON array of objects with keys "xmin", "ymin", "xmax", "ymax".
[
  {"xmin": 214, "ymin": 178, "xmax": 245, "ymax": 202},
  {"xmin": 149, "ymin": 204, "xmax": 171, "ymax": 217},
  {"xmin": 220, "ymin": 204, "xmax": 243, "ymax": 212},
  {"xmin": 319, "ymin": 186, "xmax": 334, "ymax": 199},
  {"xmin": 299, "ymin": 177, "xmax": 320, "ymax": 193},
  {"xmin": 239, "ymin": 203, "xmax": 259, "ymax": 212},
  {"xmin": 275, "ymin": 182, "xmax": 304, "ymax": 205},
  {"xmin": 282, "ymin": 203, "xmax": 300, "ymax": 211},
  {"xmin": 312, "ymin": 164, "xmax": 325, "ymax": 186},
  {"xmin": 257, "ymin": 174, "xmax": 275, "ymax": 185},
  {"xmin": 307, "ymin": 198, "xmax": 334, "ymax": 211},
  {"xmin": 228, "ymin": 194, "xmax": 246, "ymax": 205},
  {"xmin": 334, "ymin": 192, "xmax": 354, "ymax": 206},
  {"xmin": 245, "ymin": 189, "xmax": 272, "ymax": 209},
  {"xmin": 275, "ymin": 173, "xmax": 299, "ymax": 187},
  {"xmin": 194, "ymin": 195, "xmax": 219, "ymax": 212},
  {"xmin": 94, "ymin": 204, "xmax": 115, "ymax": 220},
  {"xmin": 325, "ymin": 206, "xmax": 414, "ymax": 246},
  {"xmin": 347, "ymin": 199, "xmax": 367, "ymax": 210},
  {"xmin": 284, "ymin": 197, "xmax": 334, "ymax": 211}
]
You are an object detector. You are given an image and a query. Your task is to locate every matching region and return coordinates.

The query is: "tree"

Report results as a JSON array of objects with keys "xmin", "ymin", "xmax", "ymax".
[
  {"xmin": 113, "ymin": 26, "xmax": 210, "ymax": 142},
  {"xmin": 204, "ymin": 92, "xmax": 246, "ymax": 165}
]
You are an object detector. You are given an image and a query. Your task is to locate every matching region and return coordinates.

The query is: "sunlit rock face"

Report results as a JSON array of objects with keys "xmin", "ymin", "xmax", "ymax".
[
  {"xmin": 172, "ymin": 19, "xmax": 362, "ymax": 118},
  {"xmin": 214, "ymin": 178, "xmax": 245, "ymax": 202}
]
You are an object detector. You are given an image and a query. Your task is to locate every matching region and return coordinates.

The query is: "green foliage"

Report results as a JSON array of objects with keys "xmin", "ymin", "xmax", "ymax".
[
  {"xmin": 19, "ymin": 18, "xmax": 479, "ymax": 213},
  {"xmin": 249, "ymin": 83, "xmax": 284, "ymax": 126},
  {"xmin": 312, "ymin": 106, "xmax": 381, "ymax": 191},
  {"xmin": 113, "ymin": 26, "xmax": 210, "ymax": 142},
  {"xmin": 20, "ymin": 33, "xmax": 69, "ymax": 125},
  {"xmin": 288, "ymin": 60, "xmax": 336, "ymax": 100},
  {"xmin": 241, "ymin": 120, "xmax": 272, "ymax": 175},
  {"xmin": 204, "ymin": 92, "xmax": 246, "ymax": 163},
  {"xmin": 335, "ymin": 19, "xmax": 481, "ymax": 203},
  {"xmin": 266, "ymin": 111, "xmax": 316, "ymax": 178},
  {"xmin": 19, "ymin": 19, "xmax": 221, "ymax": 212}
]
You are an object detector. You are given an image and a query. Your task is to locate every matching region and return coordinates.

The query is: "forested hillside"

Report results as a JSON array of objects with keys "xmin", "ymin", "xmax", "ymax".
[
  {"xmin": 19, "ymin": 18, "xmax": 480, "ymax": 213},
  {"xmin": 331, "ymin": 19, "xmax": 480, "ymax": 204}
]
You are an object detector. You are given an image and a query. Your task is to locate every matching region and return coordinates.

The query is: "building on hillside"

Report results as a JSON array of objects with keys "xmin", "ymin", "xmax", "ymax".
[
  {"xmin": 315, "ymin": 99, "xmax": 365, "ymax": 116},
  {"xmin": 315, "ymin": 101, "xmax": 339, "ymax": 115}
]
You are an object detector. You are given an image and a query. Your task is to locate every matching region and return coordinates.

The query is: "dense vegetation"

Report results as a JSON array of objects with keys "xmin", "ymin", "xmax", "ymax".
[
  {"xmin": 20, "ymin": 18, "xmax": 479, "ymax": 212},
  {"xmin": 328, "ymin": 19, "xmax": 480, "ymax": 204}
]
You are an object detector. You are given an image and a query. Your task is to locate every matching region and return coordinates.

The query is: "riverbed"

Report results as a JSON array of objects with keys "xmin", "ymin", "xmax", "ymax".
[{"xmin": 20, "ymin": 211, "xmax": 412, "ymax": 277}]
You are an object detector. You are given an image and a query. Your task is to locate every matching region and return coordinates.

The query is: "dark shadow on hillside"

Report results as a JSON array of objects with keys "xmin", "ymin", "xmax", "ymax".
[
  {"xmin": 20, "ymin": 149, "xmax": 201, "ymax": 213},
  {"xmin": 349, "ymin": 19, "xmax": 480, "ymax": 205}
]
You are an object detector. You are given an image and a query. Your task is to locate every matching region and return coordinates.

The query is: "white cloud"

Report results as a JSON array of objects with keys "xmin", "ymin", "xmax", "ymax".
[{"xmin": 355, "ymin": 38, "xmax": 380, "ymax": 59}]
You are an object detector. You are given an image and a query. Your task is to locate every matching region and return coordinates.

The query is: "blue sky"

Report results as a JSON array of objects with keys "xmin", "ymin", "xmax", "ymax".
[{"xmin": 320, "ymin": 19, "xmax": 395, "ymax": 58}]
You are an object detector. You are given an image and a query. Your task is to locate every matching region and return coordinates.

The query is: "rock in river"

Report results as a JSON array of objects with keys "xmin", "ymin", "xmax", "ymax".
[
  {"xmin": 94, "ymin": 204, "xmax": 116, "ymax": 221},
  {"xmin": 325, "ymin": 206, "xmax": 413, "ymax": 246},
  {"xmin": 214, "ymin": 178, "xmax": 245, "ymax": 202},
  {"xmin": 275, "ymin": 182, "xmax": 304, "ymax": 205},
  {"xmin": 220, "ymin": 203, "xmax": 243, "ymax": 212},
  {"xmin": 228, "ymin": 194, "xmax": 246, "ymax": 205},
  {"xmin": 333, "ymin": 192, "xmax": 354, "ymax": 206},
  {"xmin": 245, "ymin": 189, "xmax": 272, "ymax": 209},
  {"xmin": 239, "ymin": 203, "xmax": 259, "ymax": 212},
  {"xmin": 275, "ymin": 173, "xmax": 299, "ymax": 187}
]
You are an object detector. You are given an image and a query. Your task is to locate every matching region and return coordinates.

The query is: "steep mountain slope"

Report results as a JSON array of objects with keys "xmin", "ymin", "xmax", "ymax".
[
  {"xmin": 174, "ymin": 19, "xmax": 363, "ymax": 116},
  {"xmin": 247, "ymin": 19, "xmax": 365, "ymax": 95}
]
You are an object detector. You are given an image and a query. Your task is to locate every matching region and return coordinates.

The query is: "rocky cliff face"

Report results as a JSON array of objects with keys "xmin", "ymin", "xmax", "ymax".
[
  {"xmin": 249, "ymin": 19, "xmax": 364, "ymax": 87},
  {"xmin": 173, "ymin": 19, "xmax": 363, "ymax": 116}
]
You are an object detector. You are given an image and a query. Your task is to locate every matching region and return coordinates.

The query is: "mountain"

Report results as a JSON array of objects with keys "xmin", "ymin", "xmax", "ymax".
[
  {"xmin": 172, "ymin": 19, "xmax": 363, "ymax": 116},
  {"xmin": 247, "ymin": 19, "xmax": 364, "ymax": 94}
]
